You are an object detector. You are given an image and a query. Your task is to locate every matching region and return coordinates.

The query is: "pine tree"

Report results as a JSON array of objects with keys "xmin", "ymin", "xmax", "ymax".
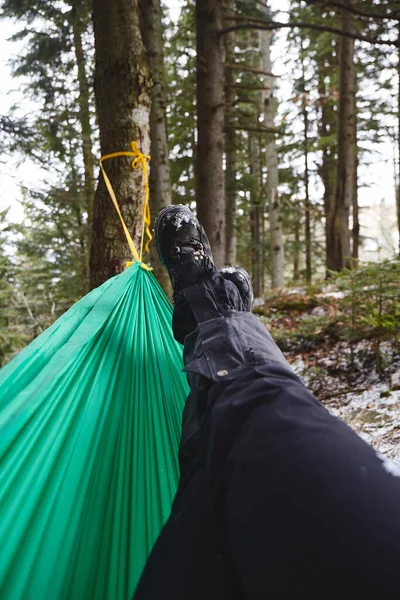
[
  {"xmin": 224, "ymin": 0, "xmax": 238, "ymax": 265},
  {"xmin": 165, "ymin": 0, "xmax": 197, "ymax": 208},
  {"xmin": 196, "ymin": 0, "xmax": 226, "ymax": 266},
  {"xmin": 1, "ymin": 0, "xmax": 95, "ymax": 298},
  {"xmin": 139, "ymin": 0, "xmax": 172, "ymax": 294}
]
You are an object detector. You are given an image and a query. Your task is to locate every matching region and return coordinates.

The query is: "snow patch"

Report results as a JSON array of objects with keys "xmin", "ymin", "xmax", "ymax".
[
  {"xmin": 378, "ymin": 453, "xmax": 400, "ymax": 478},
  {"xmin": 165, "ymin": 211, "xmax": 197, "ymax": 230},
  {"xmin": 132, "ymin": 106, "xmax": 150, "ymax": 153},
  {"xmin": 253, "ymin": 298, "xmax": 265, "ymax": 308},
  {"xmin": 322, "ymin": 291, "xmax": 346, "ymax": 299},
  {"xmin": 328, "ymin": 387, "xmax": 400, "ymax": 462},
  {"xmin": 286, "ymin": 287, "xmax": 306, "ymax": 295}
]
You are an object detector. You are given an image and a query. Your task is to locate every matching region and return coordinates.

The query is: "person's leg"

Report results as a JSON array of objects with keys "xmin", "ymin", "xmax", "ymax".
[
  {"xmin": 133, "ymin": 207, "xmax": 245, "ymax": 599},
  {"xmin": 152, "ymin": 205, "xmax": 400, "ymax": 598},
  {"xmin": 133, "ymin": 466, "xmax": 240, "ymax": 600},
  {"xmin": 199, "ymin": 363, "xmax": 400, "ymax": 598}
]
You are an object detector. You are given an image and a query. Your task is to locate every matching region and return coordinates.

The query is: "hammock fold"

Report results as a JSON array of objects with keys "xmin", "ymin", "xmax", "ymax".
[{"xmin": 0, "ymin": 263, "xmax": 188, "ymax": 599}]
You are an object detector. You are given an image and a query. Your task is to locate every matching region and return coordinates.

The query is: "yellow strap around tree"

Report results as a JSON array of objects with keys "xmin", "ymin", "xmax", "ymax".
[{"xmin": 99, "ymin": 141, "xmax": 152, "ymax": 269}]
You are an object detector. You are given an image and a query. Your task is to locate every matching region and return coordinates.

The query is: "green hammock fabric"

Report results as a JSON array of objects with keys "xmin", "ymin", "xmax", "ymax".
[{"xmin": 0, "ymin": 263, "xmax": 189, "ymax": 599}]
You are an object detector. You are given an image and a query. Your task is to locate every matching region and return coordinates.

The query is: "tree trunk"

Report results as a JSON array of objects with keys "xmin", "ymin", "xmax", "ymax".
[
  {"xmin": 331, "ymin": 0, "xmax": 357, "ymax": 271},
  {"xmin": 397, "ymin": 25, "xmax": 400, "ymax": 256},
  {"xmin": 139, "ymin": 0, "xmax": 172, "ymax": 295},
  {"xmin": 196, "ymin": 0, "xmax": 225, "ymax": 267},
  {"xmin": 90, "ymin": 0, "xmax": 152, "ymax": 289},
  {"xmin": 261, "ymin": 29, "xmax": 284, "ymax": 288},
  {"xmin": 224, "ymin": 0, "xmax": 237, "ymax": 265},
  {"xmin": 318, "ymin": 56, "xmax": 338, "ymax": 275},
  {"xmin": 293, "ymin": 218, "xmax": 300, "ymax": 282},
  {"xmin": 70, "ymin": 2, "xmax": 95, "ymax": 277},
  {"xmin": 304, "ymin": 103, "xmax": 311, "ymax": 285},
  {"xmin": 301, "ymin": 50, "xmax": 312, "ymax": 285},
  {"xmin": 249, "ymin": 133, "xmax": 262, "ymax": 296},
  {"xmin": 352, "ymin": 132, "xmax": 359, "ymax": 260},
  {"xmin": 66, "ymin": 110, "xmax": 88, "ymax": 291}
]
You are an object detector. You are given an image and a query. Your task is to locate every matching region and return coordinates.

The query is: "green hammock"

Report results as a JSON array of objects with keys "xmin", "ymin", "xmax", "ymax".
[{"xmin": 0, "ymin": 262, "xmax": 188, "ymax": 599}]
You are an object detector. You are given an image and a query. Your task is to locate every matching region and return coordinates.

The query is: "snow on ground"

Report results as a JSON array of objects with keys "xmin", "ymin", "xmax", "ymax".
[
  {"xmin": 290, "ymin": 357, "xmax": 400, "ymax": 461},
  {"xmin": 256, "ymin": 289, "xmax": 400, "ymax": 462},
  {"xmin": 327, "ymin": 387, "xmax": 400, "ymax": 462}
]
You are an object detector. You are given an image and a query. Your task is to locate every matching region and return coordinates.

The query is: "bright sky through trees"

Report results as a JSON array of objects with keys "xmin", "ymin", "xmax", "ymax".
[{"xmin": 0, "ymin": 0, "xmax": 397, "ymax": 257}]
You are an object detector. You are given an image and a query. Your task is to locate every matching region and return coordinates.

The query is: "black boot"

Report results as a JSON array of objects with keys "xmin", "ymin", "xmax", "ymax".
[
  {"xmin": 155, "ymin": 205, "xmax": 244, "ymax": 342},
  {"xmin": 154, "ymin": 204, "xmax": 214, "ymax": 301},
  {"xmin": 155, "ymin": 205, "xmax": 289, "ymax": 382},
  {"xmin": 220, "ymin": 266, "xmax": 254, "ymax": 312}
]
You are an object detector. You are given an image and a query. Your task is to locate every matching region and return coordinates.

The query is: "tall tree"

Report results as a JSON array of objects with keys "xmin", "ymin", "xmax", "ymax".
[
  {"xmin": 165, "ymin": 1, "xmax": 197, "ymax": 207},
  {"xmin": 397, "ymin": 24, "xmax": 400, "ymax": 256},
  {"xmin": 261, "ymin": 28, "xmax": 284, "ymax": 287},
  {"xmin": 249, "ymin": 131, "xmax": 263, "ymax": 295},
  {"xmin": 316, "ymin": 34, "xmax": 338, "ymax": 276},
  {"xmin": 139, "ymin": 0, "xmax": 172, "ymax": 294},
  {"xmin": 1, "ymin": 0, "xmax": 95, "ymax": 296},
  {"xmin": 224, "ymin": 0, "xmax": 238, "ymax": 265},
  {"xmin": 70, "ymin": 0, "xmax": 95, "ymax": 259},
  {"xmin": 90, "ymin": 0, "xmax": 152, "ymax": 288},
  {"xmin": 329, "ymin": 0, "xmax": 357, "ymax": 271},
  {"xmin": 195, "ymin": 0, "xmax": 226, "ymax": 266},
  {"xmin": 299, "ymin": 44, "xmax": 312, "ymax": 284}
]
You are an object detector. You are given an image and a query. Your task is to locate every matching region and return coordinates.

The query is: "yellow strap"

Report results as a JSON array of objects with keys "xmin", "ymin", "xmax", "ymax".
[{"xmin": 99, "ymin": 141, "xmax": 152, "ymax": 266}]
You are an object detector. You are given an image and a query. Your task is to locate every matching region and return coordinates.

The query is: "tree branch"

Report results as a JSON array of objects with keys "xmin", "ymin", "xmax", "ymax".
[
  {"xmin": 225, "ymin": 63, "xmax": 278, "ymax": 77},
  {"xmin": 226, "ymin": 83, "xmax": 272, "ymax": 91},
  {"xmin": 225, "ymin": 125, "xmax": 280, "ymax": 134},
  {"xmin": 18, "ymin": 289, "xmax": 44, "ymax": 333},
  {"xmin": 219, "ymin": 18, "xmax": 400, "ymax": 47},
  {"xmin": 301, "ymin": 0, "xmax": 400, "ymax": 21}
]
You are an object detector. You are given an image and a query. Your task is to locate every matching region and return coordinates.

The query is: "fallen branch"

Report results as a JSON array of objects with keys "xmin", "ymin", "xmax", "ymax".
[{"xmin": 319, "ymin": 387, "xmax": 371, "ymax": 402}]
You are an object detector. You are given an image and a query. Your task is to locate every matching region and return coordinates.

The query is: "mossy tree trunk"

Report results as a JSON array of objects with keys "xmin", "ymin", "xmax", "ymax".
[{"xmin": 90, "ymin": 0, "xmax": 152, "ymax": 289}]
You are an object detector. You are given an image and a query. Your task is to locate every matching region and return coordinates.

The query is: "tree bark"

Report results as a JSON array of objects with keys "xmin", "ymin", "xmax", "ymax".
[
  {"xmin": 331, "ymin": 0, "xmax": 357, "ymax": 271},
  {"xmin": 300, "ymin": 47, "xmax": 312, "ymax": 285},
  {"xmin": 249, "ymin": 133, "xmax": 262, "ymax": 296},
  {"xmin": 293, "ymin": 218, "xmax": 300, "ymax": 282},
  {"xmin": 397, "ymin": 24, "xmax": 400, "ymax": 256},
  {"xmin": 90, "ymin": 0, "xmax": 152, "ymax": 289},
  {"xmin": 139, "ymin": 0, "xmax": 172, "ymax": 295},
  {"xmin": 352, "ymin": 125, "xmax": 359, "ymax": 260},
  {"xmin": 224, "ymin": 0, "xmax": 237, "ymax": 265},
  {"xmin": 303, "ymin": 96, "xmax": 312, "ymax": 285},
  {"xmin": 318, "ymin": 50, "xmax": 338, "ymax": 275},
  {"xmin": 70, "ymin": 1, "xmax": 95, "ymax": 281},
  {"xmin": 261, "ymin": 29, "xmax": 284, "ymax": 288},
  {"xmin": 196, "ymin": 0, "xmax": 226, "ymax": 267}
]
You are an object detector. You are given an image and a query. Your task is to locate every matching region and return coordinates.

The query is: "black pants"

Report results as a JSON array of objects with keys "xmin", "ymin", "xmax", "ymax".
[{"xmin": 134, "ymin": 278, "xmax": 400, "ymax": 599}]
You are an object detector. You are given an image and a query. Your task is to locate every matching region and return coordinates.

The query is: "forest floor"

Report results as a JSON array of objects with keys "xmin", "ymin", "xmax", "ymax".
[{"xmin": 255, "ymin": 287, "xmax": 400, "ymax": 461}]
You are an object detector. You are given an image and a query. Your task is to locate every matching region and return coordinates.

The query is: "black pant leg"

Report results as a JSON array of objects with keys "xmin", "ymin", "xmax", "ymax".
[
  {"xmin": 132, "ymin": 467, "xmax": 241, "ymax": 600},
  {"xmin": 200, "ymin": 364, "xmax": 400, "ymax": 599}
]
